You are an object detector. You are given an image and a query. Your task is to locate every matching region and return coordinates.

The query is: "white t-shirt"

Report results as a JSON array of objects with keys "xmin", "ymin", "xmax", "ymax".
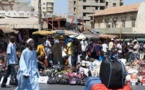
[
  {"xmin": 80, "ymin": 40, "xmax": 88, "ymax": 51},
  {"xmin": 44, "ymin": 40, "xmax": 51, "ymax": 47},
  {"xmin": 117, "ymin": 43, "xmax": 122, "ymax": 53},
  {"xmin": 102, "ymin": 43, "xmax": 108, "ymax": 52},
  {"xmin": 108, "ymin": 42, "xmax": 113, "ymax": 50},
  {"xmin": 62, "ymin": 51, "xmax": 67, "ymax": 57}
]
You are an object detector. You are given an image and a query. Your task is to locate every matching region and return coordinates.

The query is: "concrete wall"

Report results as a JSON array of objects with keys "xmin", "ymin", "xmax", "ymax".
[
  {"xmin": 134, "ymin": 2, "xmax": 145, "ymax": 33},
  {"xmin": 94, "ymin": 12, "xmax": 137, "ymax": 29}
]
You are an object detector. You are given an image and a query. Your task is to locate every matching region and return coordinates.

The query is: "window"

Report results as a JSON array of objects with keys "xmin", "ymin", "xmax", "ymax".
[
  {"xmin": 130, "ymin": 16, "xmax": 136, "ymax": 27},
  {"xmin": 83, "ymin": 13, "xmax": 86, "ymax": 16},
  {"xmin": 43, "ymin": 3, "xmax": 45, "ymax": 5},
  {"xmin": 43, "ymin": 7, "xmax": 45, "ymax": 9},
  {"xmin": 106, "ymin": 2, "xmax": 108, "ymax": 5},
  {"xmin": 74, "ymin": 7, "xmax": 76, "ymax": 11},
  {"xmin": 83, "ymin": 0, "xmax": 86, "ymax": 2},
  {"xmin": 74, "ymin": 1, "xmax": 76, "ymax": 5},
  {"xmin": 122, "ymin": 21, "xmax": 125, "ymax": 27},
  {"xmin": 112, "ymin": 17, "xmax": 117, "ymax": 28},
  {"xmin": 100, "ymin": 6, "xmax": 105, "ymax": 10},
  {"xmin": 113, "ymin": 3, "xmax": 116, "ymax": 7},
  {"xmin": 83, "ymin": 6, "xmax": 86, "ymax": 9},
  {"xmin": 105, "ymin": 18, "xmax": 110, "ymax": 28},
  {"xmin": 95, "ymin": 6, "xmax": 99, "ymax": 10},
  {"xmin": 120, "ymin": 3, "xmax": 123, "ymax": 6},
  {"xmin": 121, "ymin": 16, "xmax": 126, "ymax": 27},
  {"xmin": 100, "ymin": 0, "xmax": 105, "ymax": 3}
]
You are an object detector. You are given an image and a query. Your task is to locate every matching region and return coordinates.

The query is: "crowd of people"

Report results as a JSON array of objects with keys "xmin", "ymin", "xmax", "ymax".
[{"xmin": 0, "ymin": 35, "xmax": 145, "ymax": 89}]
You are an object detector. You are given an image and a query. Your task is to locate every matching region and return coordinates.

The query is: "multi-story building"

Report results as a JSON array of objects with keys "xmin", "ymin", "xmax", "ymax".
[
  {"xmin": 92, "ymin": 2, "xmax": 145, "ymax": 38},
  {"xmin": 31, "ymin": 0, "xmax": 54, "ymax": 13},
  {"xmin": 68, "ymin": 0, "xmax": 123, "ymax": 27},
  {"xmin": 0, "ymin": 0, "xmax": 15, "ymax": 11},
  {"xmin": 0, "ymin": 0, "xmax": 30, "ymax": 11}
]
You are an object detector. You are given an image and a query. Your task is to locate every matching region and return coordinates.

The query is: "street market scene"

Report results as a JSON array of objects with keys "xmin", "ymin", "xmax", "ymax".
[{"xmin": 0, "ymin": 0, "xmax": 145, "ymax": 90}]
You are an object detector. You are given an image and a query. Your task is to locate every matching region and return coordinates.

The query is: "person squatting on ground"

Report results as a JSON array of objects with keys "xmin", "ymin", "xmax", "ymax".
[
  {"xmin": 1, "ymin": 36, "xmax": 18, "ymax": 88},
  {"xmin": 15, "ymin": 38, "xmax": 40, "ymax": 90}
]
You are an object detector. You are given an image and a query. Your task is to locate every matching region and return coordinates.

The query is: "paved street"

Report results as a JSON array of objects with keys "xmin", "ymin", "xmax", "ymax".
[{"xmin": 0, "ymin": 84, "xmax": 144, "ymax": 90}]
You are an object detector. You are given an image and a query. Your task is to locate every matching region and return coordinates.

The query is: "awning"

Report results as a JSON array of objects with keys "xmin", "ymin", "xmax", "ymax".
[
  {"xmin": 0, "ymin": 27, "xmax": 19, "ymax": 34},
  {"xmin": 32, "ymin": 30, "xmax": 56, "ymax": 35},
  {"xmin": 0, "ymin": 17, "xmax": 47, "ymax": 29},
  {"xmin": 98, "ymin": 34, "xmax": 118, "ymax": 39}
]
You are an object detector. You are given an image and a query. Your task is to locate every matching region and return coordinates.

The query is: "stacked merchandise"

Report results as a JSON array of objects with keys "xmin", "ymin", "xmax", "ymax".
[{"xmin": 126, "ymin": 60, "xmax": 145, "ymax": 86}]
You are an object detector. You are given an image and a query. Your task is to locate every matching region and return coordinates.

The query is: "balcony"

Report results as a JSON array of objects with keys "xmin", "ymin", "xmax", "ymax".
[
  {"xmin": 82, "ymin": 2, "xmax": 105, "ymax": 6},
  {"xmin": 47, "ymin": 5, "xmax": 53, "ymax": 7},
  {"xmin": 95, "ymin": 27, "xmax": 134, "ymax": 34}
]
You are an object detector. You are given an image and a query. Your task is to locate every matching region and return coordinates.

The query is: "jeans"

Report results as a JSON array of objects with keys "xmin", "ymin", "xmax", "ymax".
[
  {"xmin": 72, "ymin": 52, "xmax": 78, "ymax": 67},
  {"xmin": 1, "ymin": 64, "xmax": 17, "ymax": 86},
  {"xmin": 82, "ymin": 51, "xmax": 86, "ymax": 60},
  {"xmin": 133, "ymin": 53, "xmax": 137, "ymax": 61}
]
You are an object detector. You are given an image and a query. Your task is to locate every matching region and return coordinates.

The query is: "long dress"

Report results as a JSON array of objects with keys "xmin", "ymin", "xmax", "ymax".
[
  {"xmin": 52, "ymin": 44, "xmax": 62, "ymax": 65},
  {"xmin": 16, "ymin": 48, "xmax": 40, "ymax": 90}
]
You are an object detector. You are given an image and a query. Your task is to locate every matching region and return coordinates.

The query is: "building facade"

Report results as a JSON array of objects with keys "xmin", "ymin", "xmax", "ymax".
[
  {"xmin": 0, "ymin": 0, "xmax": 15, "ymax": 10},
  {"xmin": 92, "ymin": 2, "xmax": 145, "ymax": 37},
  {"xmin": 68, "ymin": 0, "xmax": 123, "ymax": 27},
  {"xmin": 31, "ymin": 0, "xmax": 54, "ymax": 13}
]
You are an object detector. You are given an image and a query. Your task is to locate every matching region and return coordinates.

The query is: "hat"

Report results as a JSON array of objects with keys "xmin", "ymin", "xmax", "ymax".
[{"xmin": 26, "ymin": 38, "xmax": 33, "ymax": 43}]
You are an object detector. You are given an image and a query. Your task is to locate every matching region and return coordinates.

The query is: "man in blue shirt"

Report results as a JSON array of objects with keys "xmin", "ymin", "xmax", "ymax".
[{"xmin": 1, "ymin": 36, "xmax": 18, "ymax": 88}]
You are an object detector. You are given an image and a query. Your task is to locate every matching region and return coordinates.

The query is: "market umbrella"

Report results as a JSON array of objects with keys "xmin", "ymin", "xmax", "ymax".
[
  {"xmin": 0, "ymin": 27, "xmax": 19, "ymax": 34},
  {"xmin": 76, "ymin": 34, "xmax": 86, "ymax": 40},
  {"xmin": 32, "ymin": 30, "xmax": 56, "ymax": 35},
  {"xmin": 82, "ymin": 30, "xmax": 99, "ymax": 39},
  {"xmin": 98, "ymin": 34, "xmax": 118, "ymax": 39},
  {"xmin": 55, "ymin": 30, "xmax": 77, "ymax": 36}
]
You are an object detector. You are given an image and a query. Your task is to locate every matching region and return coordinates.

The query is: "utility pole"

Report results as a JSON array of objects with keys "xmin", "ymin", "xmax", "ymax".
[
  {"xmin": 38, "ymin": 0, "xmax": 42, "ymax": 31},
  {"xmin": 76, "ymin": 0, "xmax": 78, "ymax": 18}
]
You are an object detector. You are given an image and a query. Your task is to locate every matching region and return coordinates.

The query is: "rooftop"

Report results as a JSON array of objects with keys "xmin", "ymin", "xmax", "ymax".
[{"xmin": 94, "ymin": 3, "xmax": 140, "ymax": 16}]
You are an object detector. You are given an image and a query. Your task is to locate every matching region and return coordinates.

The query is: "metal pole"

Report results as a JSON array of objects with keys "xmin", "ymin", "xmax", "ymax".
[
  {"xmin": 38, "ymin": 0, "xmax": 42, "ymax": 31},
  {"xmin": 120, "ymin": 24, "xmax": 122, "ymax": 40}
]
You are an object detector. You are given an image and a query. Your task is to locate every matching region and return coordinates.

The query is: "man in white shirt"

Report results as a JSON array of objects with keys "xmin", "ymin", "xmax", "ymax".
[
  {"xmin": 102, "ymin": 41, "xmax": 108, "ymax": 53},
  {"xmin": 80, "ymin": 39, "xmax": 88, "ymax": 60}
]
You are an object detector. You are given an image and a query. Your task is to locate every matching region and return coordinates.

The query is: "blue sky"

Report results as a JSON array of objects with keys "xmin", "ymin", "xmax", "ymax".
[{"xmin": 19, "ymin": 0, "xmax": 145, "ymax": 14}]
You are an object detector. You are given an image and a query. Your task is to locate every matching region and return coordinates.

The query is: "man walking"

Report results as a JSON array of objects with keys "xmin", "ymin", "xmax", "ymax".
[
  {"xmin": 16, "ymin": 38, "xmax": 39, "ymax": 90},
  {"xmin": 1, "ymin": 36, "xmax": 18, "ymax": 88}
]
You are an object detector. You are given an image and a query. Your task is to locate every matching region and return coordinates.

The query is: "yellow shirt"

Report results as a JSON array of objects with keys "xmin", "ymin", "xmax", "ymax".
[
  {"xmin": 67, "ymin": 42, "xmax": 72, "ymax": 55},
  {"xmin": 36, "ymin": 44, "xmax": 45, "ymax": 56}
]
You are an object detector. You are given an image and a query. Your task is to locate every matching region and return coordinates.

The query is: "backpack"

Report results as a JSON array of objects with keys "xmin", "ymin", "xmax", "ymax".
[
  {"xmin": 84, "ymin": 76, "xmax": 102, "ymax": 90},
  {"xmin": 100, "ymin": 55, "xmax": 126, "ymax": 89}
]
